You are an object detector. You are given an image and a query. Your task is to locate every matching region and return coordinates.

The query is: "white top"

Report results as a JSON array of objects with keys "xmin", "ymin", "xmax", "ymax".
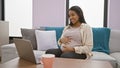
[{"xmin": 61, "ymin": 26, "xmax": 82, "ymax": 48}]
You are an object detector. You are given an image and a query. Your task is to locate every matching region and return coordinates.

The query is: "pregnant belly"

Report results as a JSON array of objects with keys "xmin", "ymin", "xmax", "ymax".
[
  {"xmin": 68, "ymin": 40, "xmax": 80, "ymax": 47},
  {"xmin": 61, "ymin": 40, "xmax": 80, "ymax": 51},
  {"xmin": 61, "ymin": 40, "xmax": 79, "ymax": 48}
]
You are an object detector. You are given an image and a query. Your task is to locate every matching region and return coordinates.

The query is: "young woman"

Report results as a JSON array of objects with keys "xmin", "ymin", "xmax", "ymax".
[{"xmin": 46, "ymin": 6, "xmax": 93, "ymax": 59}]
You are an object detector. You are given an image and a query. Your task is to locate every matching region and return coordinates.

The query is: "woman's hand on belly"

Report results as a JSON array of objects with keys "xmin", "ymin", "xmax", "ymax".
[
  {"xmin": 62, "ymin": 45, "xmax": 75, "ymax": 52},
  {"xmin": 60, "ymin": 36, "xmax": 72, "ymax": 44}
]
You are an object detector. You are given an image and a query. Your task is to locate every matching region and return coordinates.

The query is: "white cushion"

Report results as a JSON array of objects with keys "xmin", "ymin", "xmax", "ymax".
[
  {"xmin": 35, "ymin": 30, "xmax": 58, "ymax": 51},
  {"xmin": 91, "ymin": 51, "xmax": 116, "ymax": 62}
]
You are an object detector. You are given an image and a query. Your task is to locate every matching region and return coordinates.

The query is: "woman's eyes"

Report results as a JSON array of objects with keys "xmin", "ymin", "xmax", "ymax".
[{"xmin": 69, "ymin": 14, "xmax": 75, "ymax": 17}]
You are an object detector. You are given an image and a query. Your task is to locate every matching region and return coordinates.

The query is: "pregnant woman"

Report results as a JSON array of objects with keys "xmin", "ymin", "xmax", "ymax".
[{"xmin": 46, "ymin": 6, "xmax": 93, "ymax": 59}]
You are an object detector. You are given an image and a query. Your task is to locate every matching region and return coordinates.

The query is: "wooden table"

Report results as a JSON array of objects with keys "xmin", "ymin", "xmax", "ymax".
[{"xmin": 0, "ymin": 57, "xmax": 113, "ymax": 68}]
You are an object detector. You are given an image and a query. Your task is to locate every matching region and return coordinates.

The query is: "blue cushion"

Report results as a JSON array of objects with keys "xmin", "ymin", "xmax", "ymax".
[
  {"xmin": 92, "ymin": 28, "xmax": 111, "ymax": 54},
  {"xmin": 44, "ymin": 27, "xmax": 64, "ymax": 41}
]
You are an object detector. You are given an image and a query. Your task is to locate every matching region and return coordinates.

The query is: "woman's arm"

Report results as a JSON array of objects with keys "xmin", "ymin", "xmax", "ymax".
[{"xmin": 58, "ymin": 26, "xmax": 70, "ymax": 45}]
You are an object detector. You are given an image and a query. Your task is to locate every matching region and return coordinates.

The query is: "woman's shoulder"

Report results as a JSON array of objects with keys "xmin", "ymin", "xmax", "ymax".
[{"xmin": 81, "ymin": 23, "xmax": 91, "ymax": 29}]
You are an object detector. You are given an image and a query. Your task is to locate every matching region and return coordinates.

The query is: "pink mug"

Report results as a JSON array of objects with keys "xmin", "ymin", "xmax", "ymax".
[{"xmin": 41, "ymin": 54, "xmax": 55, "ymax": 68}]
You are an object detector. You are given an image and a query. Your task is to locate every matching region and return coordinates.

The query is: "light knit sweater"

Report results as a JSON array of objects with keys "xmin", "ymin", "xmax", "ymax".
[{"xmin": 58, "ymin": 23, "xmax": 93, "ymax": 59}]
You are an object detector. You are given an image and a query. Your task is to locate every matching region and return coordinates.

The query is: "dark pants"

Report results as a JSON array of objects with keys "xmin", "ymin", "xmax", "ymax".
[{"xmin": 46, "ymin": 49, "xmax": 87, "ymax": 59}]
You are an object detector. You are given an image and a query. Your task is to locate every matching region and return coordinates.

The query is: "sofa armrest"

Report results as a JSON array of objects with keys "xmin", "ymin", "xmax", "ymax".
[
  {"xmin": 109, "ymin": 30, "xmax": 120, "ymax": 53},
  {"xmin": 1, "ymin": 43, "xmax": 18, "ymax": 62}
]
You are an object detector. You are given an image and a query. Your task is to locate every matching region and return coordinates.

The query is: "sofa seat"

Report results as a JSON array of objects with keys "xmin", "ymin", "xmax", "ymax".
[
  {"xmin": 1, "ymin": 43, "xmax": 18, "ymax": 63},
  {"xmin": 91, "ymin": 51, "xmax": 117, "ymax": 68},
  {"xmin": 110, "ymin": 52, "xmax": 120, "ymax": 68}
]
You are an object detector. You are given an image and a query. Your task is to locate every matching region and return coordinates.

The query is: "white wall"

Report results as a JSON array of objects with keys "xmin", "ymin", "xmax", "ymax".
[
  {"xmin": 69, "ymin": 0, "xmax": 104, "ymax": 27},
  {"xmin": 5, "ymin": 0, "xmax": 32, "ymax": 37}
]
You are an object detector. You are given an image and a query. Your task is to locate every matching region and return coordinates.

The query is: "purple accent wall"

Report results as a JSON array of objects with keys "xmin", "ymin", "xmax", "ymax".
[
  {"xmin": 108, "ymin": 0, "xmax": 120, "ymax": 30},
  {"xmin": 33, "ymin": 0, "xmax": 66, "ymax": 28}
]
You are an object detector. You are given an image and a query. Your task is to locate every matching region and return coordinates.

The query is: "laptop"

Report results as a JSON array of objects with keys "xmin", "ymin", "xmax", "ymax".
[{"xmin": 13, "ymin": 38, "xmax": 45, "ymax": 64}]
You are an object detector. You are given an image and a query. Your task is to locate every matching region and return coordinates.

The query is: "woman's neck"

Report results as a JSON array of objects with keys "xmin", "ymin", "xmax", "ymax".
[{"xmin": 72, "ymin": 22, "xmax": 82, "ymax": 28}]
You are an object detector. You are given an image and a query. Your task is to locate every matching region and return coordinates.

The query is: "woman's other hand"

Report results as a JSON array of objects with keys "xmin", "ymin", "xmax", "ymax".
[{"xmin": 62, "ymin": 45, "xmax": 75, "ymax": 52}]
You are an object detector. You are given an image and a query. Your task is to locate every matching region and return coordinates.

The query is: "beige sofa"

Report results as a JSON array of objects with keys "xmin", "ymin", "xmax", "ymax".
[
  {"xmin": 0, "ymin": 21, "xmax": 9, "ymax": 60},
  {"xmin": 1, "ymin": 29, "xmax": 120, "ymax": 68}
]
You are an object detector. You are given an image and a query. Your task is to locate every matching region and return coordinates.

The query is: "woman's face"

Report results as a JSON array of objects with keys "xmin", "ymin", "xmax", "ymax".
[{"xmin": 69, "ymin": 10, "xmax": 79, "ymax": 24}]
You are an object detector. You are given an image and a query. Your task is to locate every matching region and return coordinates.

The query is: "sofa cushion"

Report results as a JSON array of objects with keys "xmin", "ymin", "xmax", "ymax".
[
  {"xmin": 110, "ymin": 52, "xmax": 120, "ymax": 65},
  {"xmin": 1, "ymin": 43, "xmax": 18, "ymax": 62},
  {"xmin": 35, "ymin": 30, "xmax": 58, "ymax": 51},
  {"xmin": 109, "ymin": 30, "xmax": 120, "ymax": 53},
  {"xmin": 91, "ymin": 51, "xmax": 117, "ymax": 68},
  {"xmin": 21, "ymin": 28, "xmax": 45, "ymax": 50},
  {"xmin": 21, "ymin": 28, "xmax": 37, "ymax": 50},
  {"xmin": 92, "ymin": 28, "xmax": 110, "ymax": 54},
  {"xmin": 91, "ymin": 51, "xmax": 116, "ymax": 61}
]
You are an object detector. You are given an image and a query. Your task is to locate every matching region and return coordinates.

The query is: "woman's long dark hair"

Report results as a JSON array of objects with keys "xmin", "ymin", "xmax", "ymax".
[{"xmin": 69, "ymin": 6, "xmax": 86, "ymax": 26}]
